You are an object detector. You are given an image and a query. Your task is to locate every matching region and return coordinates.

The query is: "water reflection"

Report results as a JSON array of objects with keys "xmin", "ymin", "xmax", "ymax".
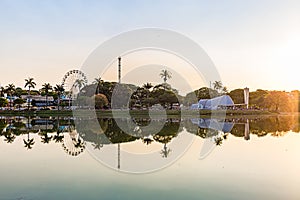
[{"xmin": 0, "ymin": 115, "xmax": 299, "ymax": 158}]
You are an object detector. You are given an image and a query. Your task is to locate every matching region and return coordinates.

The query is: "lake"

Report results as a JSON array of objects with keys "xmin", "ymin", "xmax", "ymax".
[{"xmin": 0, "ymin": 115, "xmax": 299, "ymax": 200}]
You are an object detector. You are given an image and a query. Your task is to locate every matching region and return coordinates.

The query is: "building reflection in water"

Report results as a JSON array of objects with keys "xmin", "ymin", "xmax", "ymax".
[{"xmin": 0, "ymin": 115, "xmax": 299, "ymax": 169}]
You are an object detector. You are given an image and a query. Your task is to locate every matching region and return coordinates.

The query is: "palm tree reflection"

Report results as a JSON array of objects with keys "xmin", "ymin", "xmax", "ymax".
[
  {"xmin": 4, "ymin": 133, "xmax": 16, "ymax": 144},
  {"xmin": 24, "ymin": 133, "xmax": 35, "ymax": 150},
  {"xmin": 214, "ymin": 136, "xmax": 223, "ymax": 146},
  {"xmin": 53, "ymin": 132, "xmax": 64, "ymax": 143},
  {"xmin": 92, "ymin": 142, "xmax": 103, "ymax": 150},
  {"xmin": 40, "ymin": 133, "xmax": 52, "ymax": 144}
]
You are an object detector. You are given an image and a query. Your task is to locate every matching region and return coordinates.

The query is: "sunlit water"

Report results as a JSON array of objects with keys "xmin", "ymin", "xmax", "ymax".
[{"xmin": 0, "ymin": 115, "xmax": 299, "ymax": 200}]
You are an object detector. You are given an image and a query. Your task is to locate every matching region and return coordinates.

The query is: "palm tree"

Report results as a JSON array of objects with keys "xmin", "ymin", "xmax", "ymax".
[
  {"xmin": 70, "ymin": 79, "xmax": 86, "ymax": 108},
  {"xmin": 73, "ymin": 79, "xmax": 85, "ymax": 91},
  {"xmin": 142, "ymin": 83, "xmax": 153, "ymax": 108},
  {"xmin": 143, "ymin": 82, "xmax": 153, "ymax": 90},
  {"xmin": 159, "ymin": 69, "xmax": 172, "ymax": 83},
  {"xmin": 93, "ymin": 77, "xmax": 103, "ymax": 94},
  {"xmin": 0, "ymin": 86, "xmax": 5, "ymax": 97},
  {"xmin": 5, "ymin": 84, "xmax": 15, "ymax": 110},
  {"xmin": 213, "ymin": 81, "xmax": 223, "ymax": 92},
  {"xmin": 24, "ymin": 78, "xmax": 36, "ymax": 110},
  {"xmin": 54, "ymin": 84, "xmax": 65, "ymax": 110},
  {"xmin": 4, "ymin": 120, "xmax": 16, "ymax": 143},
  {"xmin": 42, "ymin": 83, "xmax": 52, "ymax": 108}
]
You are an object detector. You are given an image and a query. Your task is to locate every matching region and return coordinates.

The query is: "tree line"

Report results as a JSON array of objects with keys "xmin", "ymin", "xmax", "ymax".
[{"xmin": 0, "ymin": 70, "xmax": 299, "ymax": 112}]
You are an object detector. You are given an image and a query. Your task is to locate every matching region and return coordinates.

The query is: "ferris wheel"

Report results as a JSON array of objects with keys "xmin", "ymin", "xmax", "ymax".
[
  {"xmin": 61, "ymin": 70, "xmax": 88, "ymax": 98},
  {"xmin": 62, "ymin": 130, "xmax": 86, "ymax": 157}
]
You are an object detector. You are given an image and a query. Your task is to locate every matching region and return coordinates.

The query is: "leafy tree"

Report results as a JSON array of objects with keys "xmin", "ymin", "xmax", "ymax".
[
  {"xmin": 289, "ymin": 90, "xmax": 299, "ymax": 112},
  {"xmin": 14, "ymin": 87, "xmax": 23, "ymax": 97},
  {"xmin": 0, "ymin": 98, "xmax": 8, "ymax": 107},
  {"xmin": 263, "ymin": 91, "xmax": 291, "ymax": 112},
  {"xmin": 249, "ymin": 89, "xmax": 268, "ymax": 108},
  {"xmin": 94, "ymin": 94, "xmax": 109, "ymax": 109},
  {"xmin": 228, "ymin": 89, "xmax": 244, "ymax": 104},
  {"xmin": 14, "ymin": 98, "xmax": 25, "ymax": 111},
  {"xmin": 222, "ymin": 86, "xmax": 228, "ymax": 94}
]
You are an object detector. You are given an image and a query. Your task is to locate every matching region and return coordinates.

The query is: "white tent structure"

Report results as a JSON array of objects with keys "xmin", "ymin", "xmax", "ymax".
[{"xmin": 190, "ymin": 95, "xmax": 234, "ymax": 110}]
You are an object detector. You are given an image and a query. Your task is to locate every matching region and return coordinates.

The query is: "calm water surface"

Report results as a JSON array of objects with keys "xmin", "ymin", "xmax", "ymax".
[{"xmin": 0, "ymin": 115, "xmax": 299, "ymax": 200}]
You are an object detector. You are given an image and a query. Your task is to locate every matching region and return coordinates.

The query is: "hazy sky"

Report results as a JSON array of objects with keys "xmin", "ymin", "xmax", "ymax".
[{"xmin": 0, "ymin": 0, "xmax": 299, "ymax": 92}]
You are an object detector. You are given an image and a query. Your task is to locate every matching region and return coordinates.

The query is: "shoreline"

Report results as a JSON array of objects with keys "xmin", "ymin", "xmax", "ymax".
[{"xmin": 0, "ymin": 109, "xmax": 298, "ymax": 118}]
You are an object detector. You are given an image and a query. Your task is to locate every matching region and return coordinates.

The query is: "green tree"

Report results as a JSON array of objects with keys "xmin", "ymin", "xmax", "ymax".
[
  {"xmin": 228, "ymin": 89, "xmax": 244, "ymax": 104},
  {"xmin": 73, "ymin": 79, "xmax": 85, "ymax": 91},
  {"xmin": 94, "ymin": 94, "xmax": 109, "ymax": 109},
  {"xmin": 42, "ymin": 83, "xmax": 52, "ymax": 108},
  {"xmin": 24, "ymin": 77, "xmax": 36, "ymax": 110},
  {"xmin": 142, "ymin": 83, "xmax": 153, "ymax": 108},
  {"xmin": 14, "ymin": 98, "xmax": 25, "ymax": 111},
  {"xmin": 249, "ymin": 89, "xmax": 268, "ymax": 109},
  {"xmin": 5, "ymin": 84, "xmax": 15, "ymax": 110},
  {"xmin": 93, "ymin": 77, "xmax": 103, "ymax": 94},
  {"xmin": 0, "ymin": 98, "xmax": 8, "ymax": 107},
  {"xmin": 14, "ymin": 87, "xmax": 23, "ymax": 98},
  {"xmin": 263, "ymin": 91, "xmax": 291, "ymax": 112},
  {"xmin": 54, "ymin": 84, "xmax": 65, "ymax": 110}
]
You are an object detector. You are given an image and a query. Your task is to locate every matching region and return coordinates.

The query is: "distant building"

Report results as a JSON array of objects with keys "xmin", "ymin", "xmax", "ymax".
[
  {"xmin": 21, "ymin": 95, "xmax": 54, "ymax": 107},
  {"xmin": 190, "ymin": 95, "xmax": 234, "ymax": 110}
]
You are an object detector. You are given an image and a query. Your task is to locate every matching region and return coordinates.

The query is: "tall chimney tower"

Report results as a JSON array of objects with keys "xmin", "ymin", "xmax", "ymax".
[
  {"xmin": 118, "ymin": 57, "xmax": 121, "ymax": 84},
  {"xmin": 117, "ymin": 56, "xmax": 121, "ymax": 170},
  {"xmin": 244, "ymin": 87, "xmax": 249, "ymax": 109}
]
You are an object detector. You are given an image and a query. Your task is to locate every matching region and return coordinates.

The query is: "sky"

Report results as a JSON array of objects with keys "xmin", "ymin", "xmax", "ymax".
[{"xmin": 0, "ymin": 0, "xmax": 299, "ymax": 93}]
